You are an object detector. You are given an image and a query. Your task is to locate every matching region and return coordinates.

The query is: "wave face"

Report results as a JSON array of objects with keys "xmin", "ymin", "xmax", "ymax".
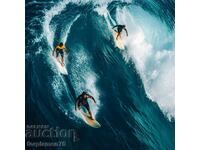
[{"xmin": 26, "ymin": 0, "xmax": 175, "ymax": 149}]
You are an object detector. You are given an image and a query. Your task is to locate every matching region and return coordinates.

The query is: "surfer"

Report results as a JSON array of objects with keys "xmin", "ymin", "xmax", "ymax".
[
  {"xmin": 112, "ymin": 25, "xmax": 128, "ymax": 40},
  {"xmin": 75, "ymin": 92, "xmax": 96, "ymax": 120},
  {"xmin": 52, "ymin": 42, "xmax": 69, "ymax": 66}
]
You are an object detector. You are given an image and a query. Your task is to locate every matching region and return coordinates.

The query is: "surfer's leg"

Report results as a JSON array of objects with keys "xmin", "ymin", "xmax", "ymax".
[
  {"xmin": 56, "ymin": 50, "xmax": 60, "ymax": 62},
  {"xmin": 85, "ymin": 103, "xmax": 94, "ymax": 120},
  {"xmin": 60, "ymin": 51, "xmax": 64, "ymax": 66},
  {"xmin": 116, "ymin": 32, "xmax": 121, "ymax": 40},
  {"xmin": 88, "ymin": 110, "xmax": 94, "ymax": 120},
  {"xmin": 56, "ymin": 50, "xmax": 59, "ymax": 58}
]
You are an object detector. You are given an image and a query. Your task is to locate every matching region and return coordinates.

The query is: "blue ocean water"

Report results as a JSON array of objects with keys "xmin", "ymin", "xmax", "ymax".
[{"xmin": 25, "ymin": 0, "xmax": 175, "ymax": 149}]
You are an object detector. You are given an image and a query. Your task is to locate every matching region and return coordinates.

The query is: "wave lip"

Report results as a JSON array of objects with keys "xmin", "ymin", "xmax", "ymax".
[{"xmin": 115, "ymin": 6, "xmax": 175, "ymax": 120}]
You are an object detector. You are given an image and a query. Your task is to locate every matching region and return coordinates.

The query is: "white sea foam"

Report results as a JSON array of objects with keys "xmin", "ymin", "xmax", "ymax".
[
  {"xmin": 94, "ymin": 5, "xmax": 109, "ymax": 16},
  {"xmin": 42, "ymin": 0, "xmax": 79, "ymax": 96},
  {"xmin": 51, "ymin": 75, "xmax": 65, "ymax": 99},
  {"xmin": 69, "ymin": 46, "xmax": 100, "ymax": 119},
  {"xmin": 114, "ymin": 7, "xmax": 175, "ymax": 120}
]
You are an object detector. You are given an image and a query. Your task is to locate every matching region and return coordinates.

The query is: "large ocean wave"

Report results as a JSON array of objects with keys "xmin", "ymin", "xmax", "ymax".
[{"xmin": 26, "ymin": 0, "xmax": 175, "ymax": 149}]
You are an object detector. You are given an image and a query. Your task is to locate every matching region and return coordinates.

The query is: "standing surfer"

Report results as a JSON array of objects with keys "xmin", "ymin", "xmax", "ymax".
[
  {"xmin": 52, "ymin": 42, "xmax": 69, "ymax": 66},
  {"xmin": 112, "ymin": 25, "xmax": 128, "ymax": 40},
  {"xmin": 75, "ymin": 92, "xmax": 96, "ymax": 120}
]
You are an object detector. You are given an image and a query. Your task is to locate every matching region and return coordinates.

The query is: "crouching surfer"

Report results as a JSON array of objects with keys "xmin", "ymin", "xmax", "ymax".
[
  {"xmin": 112, "ymin": 24, "xmax": 128, "ymax": 40},
  {"xmin": 75, "ymin": 92, "xmax": 96, "ymax": 120},
  {"xmin": 52, "ymin": 42, "xmax": 69, "ymax": 66}
]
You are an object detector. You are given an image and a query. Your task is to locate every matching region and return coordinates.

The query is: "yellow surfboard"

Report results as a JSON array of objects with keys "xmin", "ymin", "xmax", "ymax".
[{"xmin": 78, "ymin": 109, "xmax": 101, "ymax": 128}]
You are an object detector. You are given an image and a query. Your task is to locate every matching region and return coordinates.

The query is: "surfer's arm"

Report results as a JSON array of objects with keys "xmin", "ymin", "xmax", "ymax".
[
  {"xmin": 75, "ymin": 100, "xmax": 80, "ymax": 111},
  {"xmin": 87, "ymin": 95, "xmax": 96, "ymax": 104},
  {"xmin": 113, "ymin": 25, "xmax": 119, "ymax": 33},
  {"xmin": 75, "ymin": 96, "xmax": 81, "ymax": 111},
  {"xmin": 112, "ymin": 25, "xmax": 118, "ymax": 29},
  {"xmin": 124, "ymin": 28, "xmax": 128, "ymax": 36}
]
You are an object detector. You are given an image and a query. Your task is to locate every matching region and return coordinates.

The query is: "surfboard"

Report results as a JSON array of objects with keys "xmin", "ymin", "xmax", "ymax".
[
  {"xmin": 78, "ymin": 108, "xmax": 101, "ymax": 128},
  {"xmin": 114, "ymin": 32, "xmax": 125, "ymax": 50},
  {"xmin": 53, "ymin": 56, "xmax": 68, "ymax": 75}
]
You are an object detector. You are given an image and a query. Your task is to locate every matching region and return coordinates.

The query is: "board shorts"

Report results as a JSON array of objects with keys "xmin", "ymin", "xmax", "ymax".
[
  {"xmin": 56, "ymin": 49, "xmax": 64, "ymax": 58},
  {"xmin": 82, "ymin": 102, "xmax": 90, "ymax": 112}
]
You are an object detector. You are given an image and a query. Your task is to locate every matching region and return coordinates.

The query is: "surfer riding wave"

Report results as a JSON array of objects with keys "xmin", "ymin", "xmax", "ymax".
[
  {"xmin": 52, "ymin": 42, "xmax": 69, "ymax": 66},
  {"xmin": 112, "ymin": 24, "xmax": 128, "ymax": 40},
  {"xmin": 75, "ymin": 92, "xmax": 96, "ymax": 120}
]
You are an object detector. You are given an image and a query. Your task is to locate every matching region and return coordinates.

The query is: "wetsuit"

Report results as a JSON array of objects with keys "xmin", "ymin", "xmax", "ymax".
[{"xmin": 113, "ymin": 25, "xmax": 125, "ymax": 32}]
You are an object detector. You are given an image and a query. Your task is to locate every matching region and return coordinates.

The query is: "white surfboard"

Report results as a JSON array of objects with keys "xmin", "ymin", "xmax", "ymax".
[
  {"xmin": 52, "ymin": 56, "xmax": 68, "ymax": 75},
  {"xmin": 78, "ymin": 107, "xmax": 101, "ymax": 128},
  {"xmin": 113, "ymin": 32, "xmax": 125, "ymax": 50}
]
